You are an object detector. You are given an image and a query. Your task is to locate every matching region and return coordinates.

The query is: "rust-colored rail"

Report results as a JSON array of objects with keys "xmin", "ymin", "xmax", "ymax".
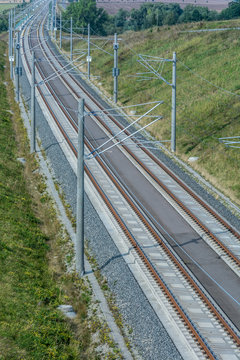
[
  {"xmin": 40, "ymin": 23, "xmax": 240, "ymax": 269},
  {"xmin": 85, "ymin": 163, "xmax": 217, "ymax": 359},
  {"xmin": 84, "ymin": 139, "xmax": 240, "ymax": 347},
  {"xmin": 21, "ymin": 17, "xmax": 240, "ymax": 356},
  {"xmin": 35, "ymin": 17, "xmax": 240, "ymax": 344}
]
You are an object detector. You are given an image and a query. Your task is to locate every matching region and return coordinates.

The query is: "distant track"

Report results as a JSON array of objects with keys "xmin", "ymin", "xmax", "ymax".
[
  {"xmin": 20, "ymin": 8, "xmax": 240, "ymax": 359},
  {"xmin": 37, "ymin": 15, "xmax": 240, "ymax": 271}
]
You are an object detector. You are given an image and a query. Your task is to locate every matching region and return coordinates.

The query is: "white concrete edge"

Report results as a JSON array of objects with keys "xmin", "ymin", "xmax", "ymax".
[
  {"xmin": 54, "ymin": 37, "xmax": 240, "ymax": 219},
  {"xmin": 18, "ymin": 93, "xmax": 135, "ymax": 360},
  {"xmin": 26, "ymin": 83, "xmax": 196, "ymax": 359},
  {"xmin": 20, "ymin": 32, "xmax": 194, "ymax": 359},
  {"xmin": 86, "ymin": 177, "xmax": 199, "ymax": 360},
  {"xmin": 46, "ymin": 32, "xmax": 240, "ymax": 222}
]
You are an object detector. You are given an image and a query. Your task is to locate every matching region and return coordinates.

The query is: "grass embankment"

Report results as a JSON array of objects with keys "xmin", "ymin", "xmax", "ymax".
[
  {"xmin": 0, "ymin": 40, "xmax": 86, "ymax": 359},
  {"xmin": 0, "ymin": 37, "xmax": 120, "ymax": 359},
  {"xmin": 64, "ymin": 19, "xmax": 240, "ymax": 204},
  {"xmin": 0, "ymin": 4, "xmax": 17, "ymax": 13}
]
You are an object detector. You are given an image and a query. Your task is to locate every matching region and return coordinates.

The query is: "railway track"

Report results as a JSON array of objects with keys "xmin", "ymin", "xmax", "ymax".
[
  {"xmin": 19, "ymin": 7, "xmax": 240, "ymax": 359},
  {"xmin": 38, "ymin": 20, "xmax": 240, "ymax": 272}
]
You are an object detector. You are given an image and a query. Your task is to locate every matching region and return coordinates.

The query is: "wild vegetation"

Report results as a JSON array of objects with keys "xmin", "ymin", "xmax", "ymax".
[
  {"xmin": 62, "ymin": 0, "xmax": 240, "ymax": 35},
  {"xmin": 0, "ymin": 37, "xmax": 121, "ymax": 359},
  {"xmin": 67, "ymin": 18, "xmax": 240, "ymax": 203},
  {"xmin": 0, "ymin": 3, "xmax": 26, "ymax": 33},
  {"xmin": 0, "ymin": 13, "xmax": 9, "ymax": 33},
  {"xmin": 0, "ymin": 4, "xmax": 18, "ymax": 14},
  {"xmin": 63, "ymin": 0, "xmax": 108, "ymax": 35}
]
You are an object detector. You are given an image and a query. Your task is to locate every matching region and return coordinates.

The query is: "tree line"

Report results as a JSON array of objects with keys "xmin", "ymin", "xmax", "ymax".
[
  {"xmin": 63, "ymin": 0, "xmax": 240, "ymax": 35},
  {"xmin": 0, "ymin": 2, "xmax": 27, "ymax": 33},
  {"xmin": 2, "ymin": 0, "xmax": 240, "ymax": 35}
]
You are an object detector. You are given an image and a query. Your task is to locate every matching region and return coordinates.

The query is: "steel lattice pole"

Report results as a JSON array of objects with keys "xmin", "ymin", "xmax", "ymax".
[
  {"xmin": 171, "ymin": 52, "xmax": 176, "ymax": 152},
  {"xmin": 76, "ymin": 99, "xmax": 85, "ymax": 276},
  {"xmin": 30, "ymin": 51, "xmax": 36, "ymax": 153}
]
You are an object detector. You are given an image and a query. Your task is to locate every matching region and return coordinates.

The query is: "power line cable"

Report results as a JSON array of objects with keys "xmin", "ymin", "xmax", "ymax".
[
  {"xmin": 178, "ymin": 59, "xmax": 240, "ymax": 98},
  {"xmin": 84, "ymin": 120, "xmax": 240, "ymax": 306},
  {"xmin": 88, "ymin": 101, "xmax": 163, "ymax": 156}
]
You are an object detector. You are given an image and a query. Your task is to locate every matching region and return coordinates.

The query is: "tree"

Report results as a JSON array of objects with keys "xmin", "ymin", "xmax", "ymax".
[
  {"xmin": 129, "ymin": 7, "xmax": 148, "ymax": 31},
  {"xmin": 163, "ymin": 3, "xmax": 182, "ymax": 25},
  {"xmin": 178, "ymin": 5, "xmax": 201, "ymax": 22},
  {"xmin": 0, "ymin": 15, "xmax": 7, "ymax": 33},
  {"xmin": 164, "ymin": 11, "xmax": 179, "ymax": 25},
  {"xmin": 63, "ymin": 0, "xmax": 109, "ymax": 35},
  {"xmin": 219, "ymin": 0, "xmax": 240, "ymax": 19},
  {"xmin": 115, "ymin": 9, "xmax": 128, "ymax": 29}
]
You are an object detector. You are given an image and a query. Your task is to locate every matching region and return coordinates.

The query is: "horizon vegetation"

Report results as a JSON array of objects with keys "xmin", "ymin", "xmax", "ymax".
[{"xmin": 62, "ymin": 0, "xmax": 240, "ymax": 35}]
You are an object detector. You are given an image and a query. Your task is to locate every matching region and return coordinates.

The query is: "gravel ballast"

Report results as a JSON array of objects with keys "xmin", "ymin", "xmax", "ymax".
[
  {"xmin": 19, "ymin": 31, "xmax": 240, "ymax": 359},
  {"xmin": 47, "ymin": 34, "xmax": 240, "ymax": 233},
  {"xmin": 19, "ymin": 55, "xmax": 182, "ymax": 359}
]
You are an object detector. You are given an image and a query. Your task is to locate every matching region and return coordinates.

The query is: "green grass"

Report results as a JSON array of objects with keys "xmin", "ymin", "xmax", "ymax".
[
  {"xmin": 0, "ymin": 4, "xmax": 17, "ymax": 13},
  {"xmin": 0, "ymin": 41, "xmax": 81, "ymax": 359},
  {"xmin": 0, "ymin": 37, "xmax": 122, "ymax": 359},
  {"xmin": 69, "ymin": 19, "xmax": 240, "ymax": 204}
]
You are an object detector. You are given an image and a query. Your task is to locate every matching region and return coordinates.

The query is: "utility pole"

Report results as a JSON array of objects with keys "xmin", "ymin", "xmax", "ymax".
[
  {"xmin": 10, "ymin": 10, "xmax": 14, "ymax": 80},
  {"xmin": 59, "ymin": 11, "xmax": 62, "ymax": 49},
  {"xmin": 54, "ymin": 2, "xmax": 57, "ymax": 41},
  {"xmin": 76, "ymin": 99, "xmax": 85, "ymax": 276},
  {"xmin": 48, "ymin": 11, "xmax": 50, "ymax": 31},
  {"xmin": 70, "ymin": 17, "xmax": 73, "ymax": 61},
  {"xmin": 16, "ymin": 31, "xmax": 20, "ymax": 102},
  {"xmin": 171, "ymin": 52, "xmax": 176, "ymax": 153},
  {"xmin": 51, "ymin": 0, "xmax": 54, "ymax": 36},
  {"xmin": 113, "ymin": 33, "xmax": 119, "ymax": 103},
  {"xmin": 30, "ymin": 51, "xmax": 36, "ymax": 153},
  {"xmin": 9, "ymin": 10, "xmax": 14, "ymax": 80},
  {"xmin": 13, "ymin": 8, "xmax": 15, "ymax": 34},
  {"xmin": 87, "ymin": 23, "xmax": 91, "ymax": 79},
  {"xmin": 8, "ymin": 11, "xmax": 10, "ymax": 60}
]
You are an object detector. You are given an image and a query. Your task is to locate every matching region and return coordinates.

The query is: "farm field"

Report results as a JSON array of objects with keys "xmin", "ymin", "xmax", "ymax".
[{"xmin": 96, "ymin": 0, "xmax": 230, "ymax": 14}]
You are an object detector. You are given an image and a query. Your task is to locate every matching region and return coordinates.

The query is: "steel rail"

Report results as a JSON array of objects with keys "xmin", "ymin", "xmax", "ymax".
[
  {"xmin": 84, "ymin": 158, "xmax": 218, "ymax": 360},
  {"xmin": 38, "ymin": 19, "xmax": 240, "ymax": 269},
  {"xmin": 23, "ymin": 22, "xmax": 220, "ymax": 358},
  {"xmin": 21, "ymin": 15, "xmax": 240, "ymax": 351}
]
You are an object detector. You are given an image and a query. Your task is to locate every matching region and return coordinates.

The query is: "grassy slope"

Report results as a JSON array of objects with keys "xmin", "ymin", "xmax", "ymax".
[
  {"xmin": 0, "ymin": 37, "xmax": 123, "ymax": 359},
  {"xmin": 73, "ymin": 19, "xmax": 240, "ymax": 204},
  {"xmin": 0, "ymin": 40, "xmax": 82, "ymax": 359},
  {"xmin": 0, "ymin": 4, "xmax": 17, "ymax": 13}
]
